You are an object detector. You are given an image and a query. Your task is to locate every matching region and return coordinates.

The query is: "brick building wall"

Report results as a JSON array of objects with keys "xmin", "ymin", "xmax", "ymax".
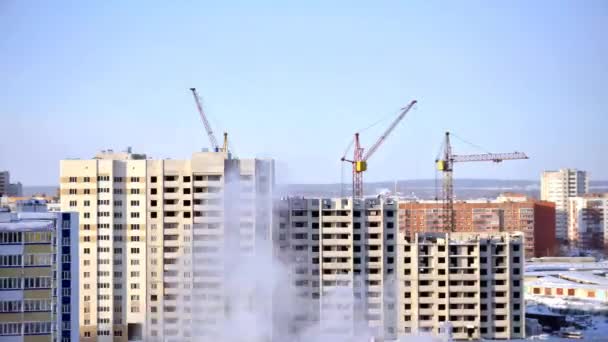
[{"xmin": 398, "ymin": 198, "xmax": 556, "ymax": 258}]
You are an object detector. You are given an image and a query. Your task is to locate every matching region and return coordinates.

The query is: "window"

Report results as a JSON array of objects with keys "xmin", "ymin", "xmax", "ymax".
[
  {"xmin": 69, "ymin": 177, "xmax": 77, "ymax": 182},
  {"xmin": 151, "ymin": 176, "xmax": 157, "ymax": 183},
  {"xmin": 130, "ymin": 212, "xmax": 140, "ymax": 218},
  {"xmin": 130, "ymin": 188, "xmax": 140, "ymax": 194},
  {"xmin": 69, "ymin": 200, "xmax": 77, "ymax": 207}
]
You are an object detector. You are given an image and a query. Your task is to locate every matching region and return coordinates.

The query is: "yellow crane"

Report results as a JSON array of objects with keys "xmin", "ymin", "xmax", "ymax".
[{"xmin": 436, "ymin": 131, "xmax": 528, "ymax": 231}]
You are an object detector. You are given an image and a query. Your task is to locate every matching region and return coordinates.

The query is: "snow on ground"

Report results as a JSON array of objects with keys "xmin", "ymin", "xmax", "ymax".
[{"xmin": 522, "ymin": 299, "xmax": 608, "ymax": 341}]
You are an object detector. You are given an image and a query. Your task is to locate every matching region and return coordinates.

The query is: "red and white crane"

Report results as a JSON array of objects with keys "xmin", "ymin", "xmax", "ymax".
[
  {"xmin": 190, "ymin": 87, "xmax": 228, "ymax": 152},
  {"xmin": 341, "ymin": 100, "xmax": 418, "ymax": 199}
]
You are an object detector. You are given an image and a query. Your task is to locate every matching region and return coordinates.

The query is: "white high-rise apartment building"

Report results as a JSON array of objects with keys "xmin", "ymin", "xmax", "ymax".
[
  {"xmin": 60, "ymin": 149, "xmax": 274, "ymax": 342},
  {"xmin": 541, "ymin": 169, "xmax": 588, "ymax": 242},
  {"xmin": 568, "ymin": 194, "xmax": 608, "ymax": 251}
]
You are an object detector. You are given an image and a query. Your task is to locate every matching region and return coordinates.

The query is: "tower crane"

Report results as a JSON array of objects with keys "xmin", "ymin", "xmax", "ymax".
[
  {"xmin": 189, "ymin": 87, "xmax": 229, "ymax": 153},
  {"xmin": 341, "ymin": 100, "xmax": 417, "ymax": 199},
  {"xmin": 436, "ymin": 131, "xmax": 528, "ymax": 232}
]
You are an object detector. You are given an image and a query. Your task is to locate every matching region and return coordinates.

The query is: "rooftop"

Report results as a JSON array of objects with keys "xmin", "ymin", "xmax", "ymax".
[
  {"xmin": 526, "ymin": 272, "xmax": 608, "ymax": 291},
  {"xmin": 0, "ymin": 212, "xmax": 58, "ymax": 231}
]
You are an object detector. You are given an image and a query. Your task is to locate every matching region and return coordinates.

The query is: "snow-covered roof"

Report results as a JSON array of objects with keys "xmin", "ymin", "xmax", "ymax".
[
  {"xmin": 526, "ymin": 261, "xmax": 608, "ymax": 273},
  {"xmin": 560, "ymin": 271, "xmax": 608, "ymax": 286},
  {"xmin": 0, "ymin": 220, "xmax": 54, "ymax": 232},
  {"xmin": 0, "ymin": 212, "xmax": 58, "ymax": 231},
  {"xmin": 527, "ymin": 275, "xmax": 608, "ymax": 291}
]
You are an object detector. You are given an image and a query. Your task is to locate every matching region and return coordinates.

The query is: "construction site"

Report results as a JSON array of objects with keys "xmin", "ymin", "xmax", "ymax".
[{"xmin": 185, "ymin": 88, "xmax": 550, "ymax": 341}]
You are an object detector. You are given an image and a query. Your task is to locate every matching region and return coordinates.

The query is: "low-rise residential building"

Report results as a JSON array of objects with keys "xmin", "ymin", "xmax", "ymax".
[
  {"xmin": 396, "ymin": 232, "xmax": 525, "ymax": 340},
  {"xmin": 398, "ymin": 194, "xmax": 556, "ymax": 258},
  {"xmin": 568, "ymin": 193, "xmax": 608, "ymax": 252},
  {"xmin": 0, "ymin": 210, "xmax": 79, "ymax": 341}
]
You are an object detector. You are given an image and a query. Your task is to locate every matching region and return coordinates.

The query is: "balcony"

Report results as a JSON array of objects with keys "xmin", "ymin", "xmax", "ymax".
[
  {"xmin": 366, "ymin": 238, "xmax": 382, "ymax": 245},
  {"xmin": 322, "ymin": 238, "xmax": 351, "ymax": 246},
  {"xmin": 419, "ymin": 297, "xmax": 435, "ymax": 304},
  {"xmin": 418, "ymin": 285, "xmax": 434, "ymax": 293},
  {"xmin": 321, "ymin": 250, "xmax": 351, "ymax": 258},
  {"xmin": 367, "ymin": 261, "xmax": 382, "ymax": 268},
  {"xmin": 449, "ymin": 309, "xmax": 478, "ymax": 316},
  {"xmin": 192, "ymin": 180, "xmax": 223, "ymax": 188},
  {"xmin": 367, "ymin": 285, "xmax": 382, "ymax": 293},
  {"xmin": 368, "ymin": 250, "xmax": 382, "ymax": 257},
  {"xmin": 366, "ymin": 273, "xmax": 383, "ymax": 281},
  {"xmin": 321, "ymin": 227, "xmax": 351, "ymax": 234},
  {"xmin": 449, "ymin": 297, "xmax": 476, "ymax": 304},
  {"xmin": 419, "ymin": 308, "xmax": 434, "ymax": 316},
  {"xmin": 322, "ymin": 216, "xmax": 352, "ymax": 223}
]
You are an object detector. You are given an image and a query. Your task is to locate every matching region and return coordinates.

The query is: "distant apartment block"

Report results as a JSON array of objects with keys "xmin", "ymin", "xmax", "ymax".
[
  {"xmin": 541, "ymin": 169, "xmax": 588, "ymax": 242},
  {"xmin": 0, "ymin": 171, "xmax": 23, "ymax": 197},
  {"xmin": 396, "ymin": 232, "xmax": 525, "ymax": 340},
  {"xmin": 568, "ymin": 194, "xmax": 608, "ymax": 251},
  {"xmin": 0, "ymin": 210, "xmax": 79, "ymax": 342},
  {"xmin": 397, "ymin": 194, "xmax": 556, "ymax": 258},
  {"xmin": 0, "ymin": 171, "xmax": 8, "ymax": 195},
  {"xmin": 275, "ymin": 197, "xmax": 398, "ymax": 341},
  {"xmin": 60, "ymin": 149, "xmax": 274, "ymax": 342}
]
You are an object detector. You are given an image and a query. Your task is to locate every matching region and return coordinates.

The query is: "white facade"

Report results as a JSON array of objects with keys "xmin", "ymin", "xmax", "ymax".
[
  {"xmin": 541, "ymin": 169, "xmax": 588, "ymax": 241},
  {"xmin": 568, "ymin": 194, "xmax": 608, "ymax": 251},
  {"xmin": 60, "ymin": 150, "xmax": 275, "ymax": 342}
]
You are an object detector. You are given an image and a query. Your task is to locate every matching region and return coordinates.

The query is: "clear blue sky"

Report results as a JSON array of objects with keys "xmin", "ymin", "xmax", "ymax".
[{"xmin": 1, "ymin": 1, "xmax": 606, "ymax": 185}]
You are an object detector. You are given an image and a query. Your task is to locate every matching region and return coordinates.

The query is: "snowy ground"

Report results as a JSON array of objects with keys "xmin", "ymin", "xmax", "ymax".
[{"xmin": 522, "ymin": 299, "xmax": 608, "ymax": 341}]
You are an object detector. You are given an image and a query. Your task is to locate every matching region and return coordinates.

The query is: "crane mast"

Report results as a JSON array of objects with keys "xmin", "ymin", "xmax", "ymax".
[
  {"xmin": 342, "ymin": 100, "xmax": 417, "ymax": 199},
  {"xmin": 436, "ymin": 131, "xmax": 528, "ymax": 232},
  {"xmin": 190, "ymin": 87, "xmax": 220, "ymax": 151}
]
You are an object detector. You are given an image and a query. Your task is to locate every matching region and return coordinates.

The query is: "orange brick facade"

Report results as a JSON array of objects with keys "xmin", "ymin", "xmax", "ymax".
[{"xmin": 398, "ymin": 199, "xmax": 556, "ymax": 258}]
